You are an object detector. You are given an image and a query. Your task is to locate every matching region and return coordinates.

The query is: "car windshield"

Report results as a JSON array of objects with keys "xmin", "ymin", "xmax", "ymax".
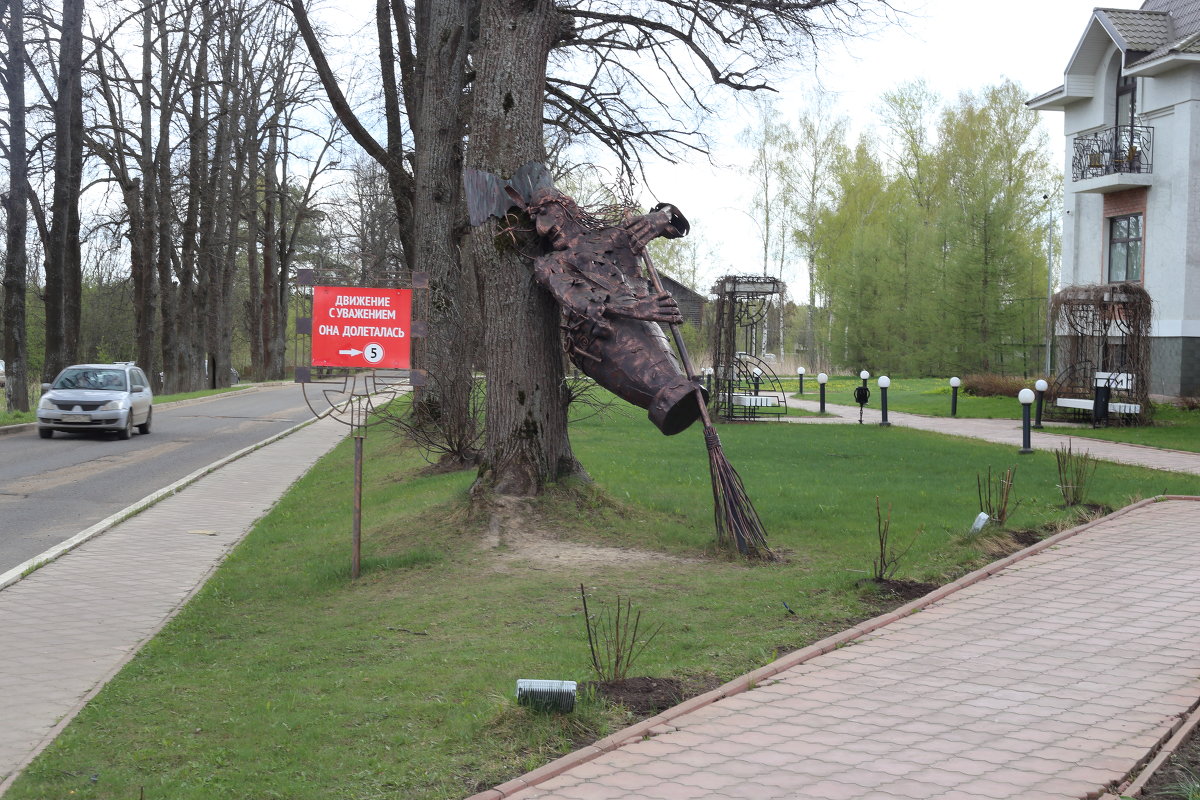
[{"xmin": 53, "ymin": 368, "xmax": 128, "ymax": 391}]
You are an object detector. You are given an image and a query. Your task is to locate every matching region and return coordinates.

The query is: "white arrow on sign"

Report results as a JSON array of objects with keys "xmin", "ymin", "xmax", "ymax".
[{"xmin": 338, "ymin": 348, "xmax": 363, "ymax": 357}]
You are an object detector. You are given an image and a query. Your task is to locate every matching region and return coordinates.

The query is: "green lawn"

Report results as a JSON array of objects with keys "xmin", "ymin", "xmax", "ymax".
[
  {"xmin": 791, "ymin": 376, "xmax": 1200, "ymax": 453},
  {"xmin": 792, "ymin": 376, "xmax": 1024, "ymax": 419},
  {"xmin": 8, "ymin": 399, "xmax": 1200, "ymax": 800}
]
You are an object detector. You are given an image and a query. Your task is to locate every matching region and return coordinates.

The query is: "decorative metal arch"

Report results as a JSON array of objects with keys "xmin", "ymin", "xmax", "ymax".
[
  {"xmin": 1046, "ymin": 282, "xmax": 1152, "ymax": 425},
  {"xmin": 710, "ymin": 275, "xmax": 786, "ymax": 421}
]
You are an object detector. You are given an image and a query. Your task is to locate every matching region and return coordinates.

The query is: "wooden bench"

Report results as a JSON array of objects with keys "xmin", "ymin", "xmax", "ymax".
[
  {"xmin": 731, "ymin": 394, "xmax": 779, "ymax": 407},
  {"xmin": 1054, "ymin": 372, "xmax": 1142, "ymax": 416}
]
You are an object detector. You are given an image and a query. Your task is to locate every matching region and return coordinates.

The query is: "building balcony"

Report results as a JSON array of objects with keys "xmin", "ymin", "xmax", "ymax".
[{"xmin": 1071, "ymin": 125, "xmax": 1154, "ymax": 192}]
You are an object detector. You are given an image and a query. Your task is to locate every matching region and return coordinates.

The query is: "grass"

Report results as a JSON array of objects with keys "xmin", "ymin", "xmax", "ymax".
[
  {"xmin": 793, "ymin": 376, "xmax": 1024, "ymax": 419},
  {"xmin": 792, "ymin": 375, "xmax": 1200, "ymax": 453},
  {"xmin": 8, "ymin": 396, "xmax": 1200, "ymax": 800},
  {"xmin": 0, "ymin": 408, "xmax": 35, "ymax": 426}
]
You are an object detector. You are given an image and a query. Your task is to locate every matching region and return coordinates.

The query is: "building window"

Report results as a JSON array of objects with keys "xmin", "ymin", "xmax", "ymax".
[{"xmin": 1108, "ymin": 213, "xmax": 1142, "ymax": 283}]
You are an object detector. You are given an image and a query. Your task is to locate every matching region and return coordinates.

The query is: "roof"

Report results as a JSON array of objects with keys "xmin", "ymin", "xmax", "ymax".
[
  {"xmin": 1029, "ymin": 0, "xmax": 1200, "ymax": 109},
  {"xmin": 1102, "ymin": 1, "xmax": 1200, "ymax": 71}
]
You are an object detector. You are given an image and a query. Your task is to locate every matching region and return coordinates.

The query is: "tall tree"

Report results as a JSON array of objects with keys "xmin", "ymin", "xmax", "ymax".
[
  {"xmin": 464, "ymin": 0, "xmax": 581, "ymax": 495},
  {"xmin": 740, "ymin": 97, "xmax": 798, "ymax": 280},
  {"xmin": 2, "ymin": 0, "xmax": 30, "ymax": 409},
  {"xmin": 42, "ymin": 0, "xmax": 86, "ymax": 380},
  {"xmin": 792, "ymin": 92, "xmax": 847, "ymax": 367}
]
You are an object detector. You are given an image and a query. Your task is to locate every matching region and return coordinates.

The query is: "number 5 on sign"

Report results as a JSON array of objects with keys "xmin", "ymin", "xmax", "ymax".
[{"xmin": 364, "ymin": 343, "xmax": 385, "ymax": 363}]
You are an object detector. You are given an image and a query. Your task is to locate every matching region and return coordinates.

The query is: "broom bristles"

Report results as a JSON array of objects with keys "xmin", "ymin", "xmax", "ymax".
[{"xmin": 704, "ymin": 427, "xmax": 775, "ymax": 560}]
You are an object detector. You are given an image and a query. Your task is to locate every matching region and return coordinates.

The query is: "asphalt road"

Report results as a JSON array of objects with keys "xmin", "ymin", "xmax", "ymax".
[{"xmin": 0, "ymin": 383, "xmax": 320, "ymax": 574}]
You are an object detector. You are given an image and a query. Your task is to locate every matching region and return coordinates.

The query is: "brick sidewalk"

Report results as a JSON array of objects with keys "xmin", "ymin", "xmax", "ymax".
[
  {"xmin": 480, "ymin": 499, "xmax": 1200, "ymax": 800},
  {"xmin": 0, "ymin": 417, "xmax": 347, "ymax": 789}
]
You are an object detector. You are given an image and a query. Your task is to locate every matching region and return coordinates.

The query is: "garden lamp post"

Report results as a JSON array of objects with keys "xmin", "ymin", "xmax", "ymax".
[
  {"xmin": 854, "ymin": 370, "xmax": 871, "ymax": 423},
  {"xmin": 751, "ymin": 366, "xmax": 762, "ymax": 396},
  {"xmin": 950, "ymin": 377, "xmax": 961, "ymax": 417},
  {"xmin": 1034, "ymin": 379, "xmax": 1048, "ymax": 429},
  {"xmin": 817, "ymin": 372, "xmax": 829, "ymax": 413},
  {"xmin": 797, "ymin": 366, "xmax": 805, "ymax": 395},
  {"xmin": 1018, "ymin": 388, "xmax": 1035, "ymax": 454},
  {"xmin": 703, "ymin": 367, "xmax": 713, "ymax": 395},
  {"xmin": 878, "ymin": 376, "xmax": 892, "ymax": 427}
]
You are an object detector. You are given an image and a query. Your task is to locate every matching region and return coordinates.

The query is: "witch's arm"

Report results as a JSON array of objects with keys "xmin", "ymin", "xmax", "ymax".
[
  {"xmin": 625, "ymin": 203, "xmax": 690, "ymax": 254},
  {"xmin": 533, "ymin": 255, "xmax": 681, "ymax": 328}
]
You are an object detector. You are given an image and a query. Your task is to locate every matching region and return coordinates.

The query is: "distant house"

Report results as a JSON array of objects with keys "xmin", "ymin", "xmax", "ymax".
[
  {"xmin": 1029, "ymin": 0, "xmax": 1200, "ymax": 397},
  {"xmin": 659, "ymin": 274, "xmax": 707, "ymax": 328}
]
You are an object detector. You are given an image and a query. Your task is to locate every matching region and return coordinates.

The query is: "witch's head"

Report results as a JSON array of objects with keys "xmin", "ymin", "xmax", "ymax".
[{"xmin": 526, "ymin": 187, "xmax": 586, "ymax": 247}]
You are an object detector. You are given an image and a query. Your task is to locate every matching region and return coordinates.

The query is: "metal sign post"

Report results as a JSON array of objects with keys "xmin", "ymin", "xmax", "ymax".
[{"xmin": 294, "ymin": 270, "xmax": 426, "ymax": 580}]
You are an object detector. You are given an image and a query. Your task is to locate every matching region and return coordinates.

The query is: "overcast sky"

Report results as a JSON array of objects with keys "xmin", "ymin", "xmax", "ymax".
[{"xmin": 641, "ymin": 0, "xmax": 1146, "ymax": 293}]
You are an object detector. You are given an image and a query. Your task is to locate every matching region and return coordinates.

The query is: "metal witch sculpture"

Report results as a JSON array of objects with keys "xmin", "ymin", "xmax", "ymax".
[{"xmin": 465, "ymin": 164, "xmax": 774, "ymax": 559}]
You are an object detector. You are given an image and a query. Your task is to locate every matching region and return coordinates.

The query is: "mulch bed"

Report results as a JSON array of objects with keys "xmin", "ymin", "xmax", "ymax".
[{"xmin": 584, "ymin": 675, "xmax": 723, "ymax": 717}]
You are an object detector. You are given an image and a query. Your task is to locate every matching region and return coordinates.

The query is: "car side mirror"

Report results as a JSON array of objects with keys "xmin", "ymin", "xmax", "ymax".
[
  {"xmin": 132, "ymin": 384, "xmax": 145, "ymax": 393},
  {"xmin": 41, "ymin": 383, "xmax": 51, "ymax": 392}
]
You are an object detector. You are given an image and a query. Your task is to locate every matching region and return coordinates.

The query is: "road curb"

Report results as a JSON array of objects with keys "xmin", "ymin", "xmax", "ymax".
[
  {"xmin": 0, "ymin": 408, "xmax": 327, "ymax": 593},
  {"xmin": 0, "ymin": 383, "xmax": 289, "ymax": 438}
]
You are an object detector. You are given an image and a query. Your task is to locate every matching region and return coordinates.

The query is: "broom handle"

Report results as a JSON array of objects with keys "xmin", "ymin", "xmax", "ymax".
[{"xmin": 639, "ymin": 249, "xmax": 714, "ymax": 429}]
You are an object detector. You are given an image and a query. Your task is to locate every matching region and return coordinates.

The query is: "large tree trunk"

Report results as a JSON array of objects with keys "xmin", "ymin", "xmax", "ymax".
[
  {"xmin": 464, "ymin": 0, "xmax": 583, "ymax": 496},
  {"xmin": 2, "ymin": 0, "xmax": 29, "ymax": 411},
  {"xmin": 409, "ymin": 0, "xmax": 478, "ymax": 463},
  {"xmin": 43, "ymin": 0, "xmax": 85, "ymax": 380},
  {"xmin": 135, "ymin": 4, "xmax": 159, "ymax": 376}
]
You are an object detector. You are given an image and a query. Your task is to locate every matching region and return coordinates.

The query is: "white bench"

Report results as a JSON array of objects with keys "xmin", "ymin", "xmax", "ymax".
[
  {"xmin": 731, "ymin": 394, "xmax": 779, "ymax": 407},
  {"xmin": 1054, "ymin": 397, "xmax": 1142, "ymax": 415},
  {"xmin": 1054, "ymin": 372, "xmax": 1142, "ymax": 415}
]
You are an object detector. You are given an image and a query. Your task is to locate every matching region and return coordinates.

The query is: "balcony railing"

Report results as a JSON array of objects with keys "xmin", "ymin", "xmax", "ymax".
[{"xmin": 1072, "ymin": 125, "xmax": 1154, "ymax": 182}]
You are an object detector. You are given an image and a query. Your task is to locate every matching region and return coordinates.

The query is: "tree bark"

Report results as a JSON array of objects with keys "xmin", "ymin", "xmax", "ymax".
[
  {"xmin": 2, "ymin": 0, "xmax": 29, "ymax": 410},
  {"xmin": 43, "ymin": 0, "xmax": 85, "ymax": 380},
  {"xmin": 464, "ymin": 0, "xmax": 583, "ymax": 495},
  {"xmin": 409, "ymin": 0, "xmax": 479, "ymax": 462}
]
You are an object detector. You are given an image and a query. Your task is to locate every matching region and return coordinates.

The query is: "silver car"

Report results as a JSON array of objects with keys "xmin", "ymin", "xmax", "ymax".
[{"xmin": 37, "ymin": 363, "xmax": 153, "ymax": 440}]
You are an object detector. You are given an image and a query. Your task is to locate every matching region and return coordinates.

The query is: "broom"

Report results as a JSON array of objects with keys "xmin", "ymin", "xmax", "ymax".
[{"xmin": 640, "ymin": 249, "xmax": 775, "ymax": 561}]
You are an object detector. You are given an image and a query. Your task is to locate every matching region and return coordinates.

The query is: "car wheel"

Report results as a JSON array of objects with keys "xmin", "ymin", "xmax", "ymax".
[
  {"xmin": 118, "ymin": 413, "xmax": 133, "ymax": 440},
  {"xmin": 138, "ymin": 407, "xmax": 152, "ymax": 435},
  {"xmin": 39, "ymin": 428, "xmax": 53, "ymax": 439}
]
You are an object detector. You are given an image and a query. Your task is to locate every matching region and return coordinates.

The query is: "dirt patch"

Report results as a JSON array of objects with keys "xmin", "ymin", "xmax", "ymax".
[
  {"xmin": 1009, "ymin": 530, "xmax": 1043, "ymax": 547},
  {"xmin": 481, "ymin": 496, "xmax": 699, "ymax": 569},
  {"xmin": 872, "ymin": 578, "xmax": 940, "ymax": 603},
  {"xmin": 584, "ymin": 675, "xmax": 724, "ymax": 717}
]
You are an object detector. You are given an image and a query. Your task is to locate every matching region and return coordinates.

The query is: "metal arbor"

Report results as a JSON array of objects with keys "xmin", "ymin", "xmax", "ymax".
[
  {"xmin": 710, "ymin": 275, "xmax": 787, "ymax": 421},
  {"xmin": 1046, "ymin": 282, "xmax": 1152, "ymax": 425}
]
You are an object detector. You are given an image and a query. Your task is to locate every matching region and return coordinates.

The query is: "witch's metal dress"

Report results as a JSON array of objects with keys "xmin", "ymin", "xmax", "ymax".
[{"xmin": 525, "ymin": 188, "xmax": 706, "ymax": 435}]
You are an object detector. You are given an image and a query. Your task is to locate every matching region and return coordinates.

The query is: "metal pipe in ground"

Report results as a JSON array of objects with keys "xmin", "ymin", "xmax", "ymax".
[{"xmin": 352, "ymin": 435, "xmax": 364, "ymax": 578}]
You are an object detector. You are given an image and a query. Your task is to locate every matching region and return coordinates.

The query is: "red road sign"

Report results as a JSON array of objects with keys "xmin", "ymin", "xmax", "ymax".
[{"xmin": 311, "ymin": 286, "xmax": 412, "ymax": 368}]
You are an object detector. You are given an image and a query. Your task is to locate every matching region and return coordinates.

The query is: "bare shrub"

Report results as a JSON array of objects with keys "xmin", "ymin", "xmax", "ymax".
[
  {"xmin": 1055, "ymin": 441, "xmax": 1097, "ymax": 506},
  {"xmin": 871, "ymin": 497, "xmax": 923, "ymax": 582},
  {"xmin": 978, "ymin": 465, "xmax": 1019, "ymax": 526},
  {"xmin": 382, "ymin": 371, "xmax": 484, "ymax": 468},
  {"xmin": 580, "ymin": 584, "xmax": 662, "ymax": 681},
  {"xmin": 962, "ymin": 374, "xmax": 1028, "ymax": 398}
]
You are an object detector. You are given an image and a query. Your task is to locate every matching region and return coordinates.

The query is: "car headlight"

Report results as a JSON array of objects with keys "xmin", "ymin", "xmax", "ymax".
[
  {"xmin": 98, "ymin": 400, "xmax": 125, "ymax": 411},
  {"xmin": 38, "ymin": 396, "xmax": 55, "ymax": 410}
]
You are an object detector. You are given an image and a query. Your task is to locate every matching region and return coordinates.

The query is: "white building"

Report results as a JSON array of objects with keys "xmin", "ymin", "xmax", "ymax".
[{"xmin": 1029, "ymin": 0, "xmax": 1200, "ymax": 398}]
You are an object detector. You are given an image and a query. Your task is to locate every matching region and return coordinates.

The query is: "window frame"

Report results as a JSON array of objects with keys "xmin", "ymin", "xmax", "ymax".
[{"xmin": 1107, "ymin": 212, "xmax": 1143, "ymax": 284}]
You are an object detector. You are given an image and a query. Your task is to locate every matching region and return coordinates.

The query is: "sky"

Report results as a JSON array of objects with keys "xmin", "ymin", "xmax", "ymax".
[{"xmin": 638, "ymin": 0, "xmax": 1146, "ymax": 295}]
